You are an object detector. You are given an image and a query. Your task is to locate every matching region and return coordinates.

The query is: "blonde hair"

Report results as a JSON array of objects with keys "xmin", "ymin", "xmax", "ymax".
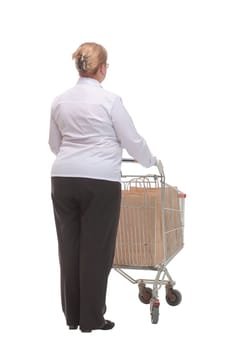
[{"xmin": 72, "ymin": 42, "xmax": 107, "ymax": 77}]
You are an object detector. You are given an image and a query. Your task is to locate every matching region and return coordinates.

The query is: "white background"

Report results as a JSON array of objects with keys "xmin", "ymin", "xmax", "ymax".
[{"xmin": 0, "ymin": 0, "xmax": 232, "ymax": 348}]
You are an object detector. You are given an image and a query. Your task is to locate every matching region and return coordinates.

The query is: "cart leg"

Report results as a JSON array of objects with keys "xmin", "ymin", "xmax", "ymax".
[
  {"xmin": 114, "ymin": 268, "xmax": 138, "ymax": 284},
  {"xmin": 152, "ymin": 266, "xmax": 164, "ymax": 299}
]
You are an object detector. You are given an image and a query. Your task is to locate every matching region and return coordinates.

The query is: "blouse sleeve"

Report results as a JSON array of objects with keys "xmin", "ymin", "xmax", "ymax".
[
  {"xmin": 48, "ymin": 104, "xmax": 62, "ymax": 155},
  {"xmin": 111, "ymin": 97, "xmax": 157, "ymax": 168}
]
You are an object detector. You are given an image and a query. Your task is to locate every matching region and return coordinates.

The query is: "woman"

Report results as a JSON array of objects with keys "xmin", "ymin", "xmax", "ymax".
[{"xmin": 49, "ymin": 42, "xmax": 158, "ymax": 332}]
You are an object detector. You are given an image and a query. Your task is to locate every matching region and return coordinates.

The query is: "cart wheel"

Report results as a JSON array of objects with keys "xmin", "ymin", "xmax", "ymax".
[
  {"xmin": 151, "ymin": 305, "xmax": 160, "ymax": 324},
  {"xmin": 138, "ymin": 287, "xmax": 152, "ymax": 304},
  {"xmin": 166, "ymin": 289, "xmax": 182, "ymax": 306}
]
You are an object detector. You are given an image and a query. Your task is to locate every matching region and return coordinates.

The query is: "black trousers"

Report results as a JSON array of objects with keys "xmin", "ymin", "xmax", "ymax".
[{"xmin": 51, "ymin": 177, "xmax": 121, "ymax": 329}]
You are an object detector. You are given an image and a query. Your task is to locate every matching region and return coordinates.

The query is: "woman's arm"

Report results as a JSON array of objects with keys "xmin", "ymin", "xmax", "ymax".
[{"xmin": 111, "ymin": 97, "xmax": 157, "ymax": 168}]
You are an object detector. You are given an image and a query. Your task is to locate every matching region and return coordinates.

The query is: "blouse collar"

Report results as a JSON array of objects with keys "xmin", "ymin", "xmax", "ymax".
[{"xmin": 77, "ymin": 77, "xmax": 102, "ymax": 88}]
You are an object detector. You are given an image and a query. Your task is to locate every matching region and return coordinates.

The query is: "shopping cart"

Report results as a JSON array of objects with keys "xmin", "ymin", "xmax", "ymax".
[{"xmin": 113, "ymin": 159, "xmax": 186, "ymax": 324}]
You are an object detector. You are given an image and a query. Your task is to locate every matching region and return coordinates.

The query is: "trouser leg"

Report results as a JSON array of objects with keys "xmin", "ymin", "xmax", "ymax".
[
  {"xmin": 79, "ymin": 180, "xmax": 121, "ymax": 330},
  {"xmin": 51, "ymin": 177, "xmax": 81, "ymax": 326},
  {"xmin": 51, "ymin": 177, "xmax": 121, "ymax": 329}
]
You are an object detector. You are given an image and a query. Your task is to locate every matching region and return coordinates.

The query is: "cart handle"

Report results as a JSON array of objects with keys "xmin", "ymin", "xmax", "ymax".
[{"xmin": 122, "ymin": 158, "xmax": 165, "ymax": 177}]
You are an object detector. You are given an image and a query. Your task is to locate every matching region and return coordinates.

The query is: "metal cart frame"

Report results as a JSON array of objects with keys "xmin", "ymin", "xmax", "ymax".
[{"xmin": 113, "ymin": 160, "xmax": 186, "ymax": 324}]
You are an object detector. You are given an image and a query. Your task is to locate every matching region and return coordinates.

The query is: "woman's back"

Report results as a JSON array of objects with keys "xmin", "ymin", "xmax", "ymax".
[{"xmin": 50, "ymin": 77, "xmax": 123, "ymax": 181}]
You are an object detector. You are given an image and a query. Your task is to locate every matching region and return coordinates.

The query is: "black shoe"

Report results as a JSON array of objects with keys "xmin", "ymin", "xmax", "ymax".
[
  {"xmin": 100, "ymin": 320, "xmax": 115, "ymax": 330},
  {"xmin": 80, "ymin": 320, "xmax": 115, "ymax": 333},
  {"xmin": 69, "ymin": 325, "xmax": 78, "ymax": 330},
  {"xmin": 80, "ymin": 328, "xmax": 92, "ymax": 333}
]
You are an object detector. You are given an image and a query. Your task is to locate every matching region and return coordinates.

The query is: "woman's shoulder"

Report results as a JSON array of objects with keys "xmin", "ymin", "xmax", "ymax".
[
  {"xmin": 51, "ymin": 85, "xmax": 78, "ymax": 105},
  {"xmin": 101, "ymin": 86, "xmax": 121, "ymax": 104}
]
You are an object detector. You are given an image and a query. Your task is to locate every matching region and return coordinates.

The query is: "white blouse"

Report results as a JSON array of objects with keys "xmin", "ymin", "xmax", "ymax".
[{"xmin": 49, "ymin": 77, "xmax": 157, "ymax": 182}]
